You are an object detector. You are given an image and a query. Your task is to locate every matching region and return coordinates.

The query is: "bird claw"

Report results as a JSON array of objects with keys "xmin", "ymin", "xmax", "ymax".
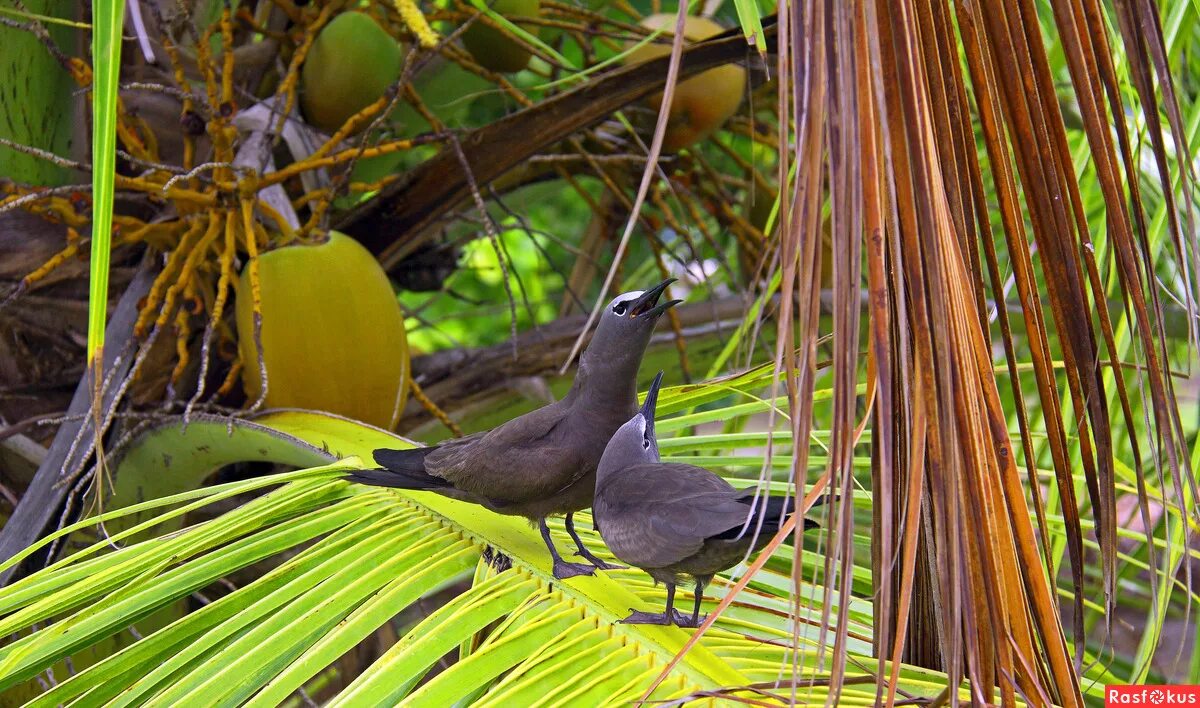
[
  {"xmin": 618, "ymin": 610, "xmax": 674, "ymax": 625},
  {"xmin": 552, "ymin": 559, "xmax": 596, "ymax": 579},
  {"xmin": 482, "ymin": 546, "xmax": 512, "ymax": 572}
]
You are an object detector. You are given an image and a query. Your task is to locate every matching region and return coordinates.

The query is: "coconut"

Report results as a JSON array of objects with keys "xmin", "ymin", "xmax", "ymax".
[
  {"xmin": 300, "ymin": 12, "xmax": 404, "ymax": 134},
  {"xmin": 461, "ymin": 0, "xmax": 541, "ymax": 73},
  {"xmin": 625, "ymin": 14, "xmax": 747, "ymax": 152},
  {"xmin": 236, "ymin": 231, "xmax": 409, "ymax": 429}
]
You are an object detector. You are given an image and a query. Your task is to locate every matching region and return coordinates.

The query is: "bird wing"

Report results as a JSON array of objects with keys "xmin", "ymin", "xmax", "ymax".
[
  {"xmin": 599, "ymin": 463, "xmax": 757, "ymax": 568},
  {"xmin": 422, "ymin": 401, "xmax": 581, "ymax": 503}
]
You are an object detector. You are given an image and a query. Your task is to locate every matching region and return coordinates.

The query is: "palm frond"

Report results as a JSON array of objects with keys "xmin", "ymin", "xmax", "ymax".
[
  {"xmin": 744, "ymin": 0, "xmax": 1200, "ymax": 703},
  {"xmin": 0, "ymin": 397, "xmax": 988, "ymax": 705}
]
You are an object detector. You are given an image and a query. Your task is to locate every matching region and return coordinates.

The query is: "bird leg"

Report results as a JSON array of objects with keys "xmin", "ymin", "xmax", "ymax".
[
  {"xmin": 564, "ymin": 513, "xmax": 625, "ymax": 571},
  {"xmin": 620, "ymin": 583, "xmax": 691, "ymax": 625},
  {"xmin": 675, "ymin": 579, "xmax": 709, "ymax": 629},
  {"xmin": 539, "ymin": 518, "xmax": 596, "ymax": 579}
]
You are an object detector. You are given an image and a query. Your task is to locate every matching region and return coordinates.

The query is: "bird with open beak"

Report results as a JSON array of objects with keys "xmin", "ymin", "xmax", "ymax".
[
  {"xmin": 593, "ymin": 371, "xmax": 822, "ymax": 627},
  {"xmin": 348, "ymin": 279, "xmax": 682, "ymax": 579}
]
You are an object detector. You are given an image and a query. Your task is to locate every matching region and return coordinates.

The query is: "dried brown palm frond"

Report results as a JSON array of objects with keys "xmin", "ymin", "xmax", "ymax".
[{"xmin": 672, "ymin": 0, "xmax": 1199, "ymax": 705}]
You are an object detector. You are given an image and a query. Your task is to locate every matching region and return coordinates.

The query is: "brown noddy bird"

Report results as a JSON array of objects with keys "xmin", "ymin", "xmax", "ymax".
[
  {"xmin": 348, "ymin": 279, "xmax": 681, "ymax": 579},
  {"xmin": 593, "ymin": 371, "xmax": 821, "ymax": 627}
]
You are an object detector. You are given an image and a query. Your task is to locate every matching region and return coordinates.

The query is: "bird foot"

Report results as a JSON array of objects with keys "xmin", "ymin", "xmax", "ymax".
[
  {"xmin": 673, "ymin": 612, "xmax": 708, "ymax": 629},
  {"xmin": 552, "ymin": 559, "xmax": 596, "ymax": 579},
  {"xmin": 619, "ymin": 610, "xmax": 674, "ymax": 625},
  {"xmin": 618, "ymin": 609, "xmax": 694, "ymax": 626}
]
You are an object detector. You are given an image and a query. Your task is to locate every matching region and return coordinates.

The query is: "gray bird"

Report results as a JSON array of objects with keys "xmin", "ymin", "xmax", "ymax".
[
  {"xmin": 348, "ymin": 279, "xmax": 681, "ymax": 580},
  {"xmin": 593, "ymin": 371, "xmax": 821, "ymax": 627}
]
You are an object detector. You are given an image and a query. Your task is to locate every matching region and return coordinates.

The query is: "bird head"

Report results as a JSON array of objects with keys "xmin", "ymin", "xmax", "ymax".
[
  {"xmin": 598, "ymin": 370, "xmax": 665, "ymax": 477},
  {"xmin": 581, "ymin": 279, "xmax": 681, "ymax": 381}
]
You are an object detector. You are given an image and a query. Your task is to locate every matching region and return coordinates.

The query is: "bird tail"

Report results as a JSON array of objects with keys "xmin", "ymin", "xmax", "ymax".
[
  {"xmin": 743, "ymin": 492, "xmax": 833, "ymax": 532},
  {"xmin": 757, "ymin": 494, "xmax": 821, "ymax": 532},
  {"xmin": 344, "ymin": 447, "xmax": 449, "ymax": 490}
]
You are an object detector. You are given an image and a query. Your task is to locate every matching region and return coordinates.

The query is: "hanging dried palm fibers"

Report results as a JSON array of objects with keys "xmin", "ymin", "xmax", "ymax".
[{"xmin": 646, "ymin": 0, "xmax": 1196, "ymax": 705}]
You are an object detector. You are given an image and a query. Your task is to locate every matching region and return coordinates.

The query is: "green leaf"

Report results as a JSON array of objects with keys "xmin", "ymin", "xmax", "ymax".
[
  {"xmin": 0, "ymin": 0, "xmax": 76, "ymax": 186},
  {"xmin": 729, "ymin": 0, "xmax": 767, "ymax": 54},
  {"xmin": 86, "ymin": 0, "xmax": 125, "ymax": 366},
  {"xmin": 0, "ymin": 410, "xmax": 974, "ymax": 703}
]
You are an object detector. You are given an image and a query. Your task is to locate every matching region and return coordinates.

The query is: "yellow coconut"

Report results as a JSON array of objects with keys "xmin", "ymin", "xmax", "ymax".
[
  {"xmin": 300, "ymin": 12, "xmax": 404, "ymax": 134},
  {"xmin": 625, "ymin": 14, "xmax": 747, "ymax": 152},
  {"xmin": 461, "ymin": 0, "xmax": 541, "ymax": 73},
  {"xmin": 236, "ymin": 231, "xmax": 409, "ymax": 429}
]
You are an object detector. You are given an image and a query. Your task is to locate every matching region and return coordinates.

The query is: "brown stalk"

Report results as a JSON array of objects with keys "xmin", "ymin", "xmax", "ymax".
[{"xmin": 337, "ymin": 20, "xmax": 775, "ymax": 268}]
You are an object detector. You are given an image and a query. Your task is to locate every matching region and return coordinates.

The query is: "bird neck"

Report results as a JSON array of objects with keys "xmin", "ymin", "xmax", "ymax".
[
  {"xmin": 595, "ymin": 440, "xmax": 629, "ymax": 488},
  {"xmin": 571, "ymin": 356, "xmax": 639, "ymax": 413},
  {"xmin": 596, "ymin": 452, "xmax": 620, "ymax": 489}
]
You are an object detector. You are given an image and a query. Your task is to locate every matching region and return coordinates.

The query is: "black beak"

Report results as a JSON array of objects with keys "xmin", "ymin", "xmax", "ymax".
[
  {"xmin": 629, "ymin": 278, "xmax": 681, "ymax": 319},
  {"xmin": 640, "ymin": 370, "xmax": 664, "ymax": 435}
]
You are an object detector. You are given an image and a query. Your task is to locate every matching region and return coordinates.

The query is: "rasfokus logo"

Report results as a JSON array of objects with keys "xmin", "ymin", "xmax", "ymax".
[{"xmin": 1107, "ymin": 686, "xmax": 1200, "ymax": 706}]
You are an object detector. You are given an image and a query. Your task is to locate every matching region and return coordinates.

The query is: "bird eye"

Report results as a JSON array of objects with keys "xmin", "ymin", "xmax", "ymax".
[{"xmin": 613, "ymin": 302, "xmax": 627, "ymax": 316}]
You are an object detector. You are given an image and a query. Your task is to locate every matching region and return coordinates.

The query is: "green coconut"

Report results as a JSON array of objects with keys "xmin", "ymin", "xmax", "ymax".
[
  {"xmin": 236, "ymin": 231, "xmax": 409, "ymax": 429},
  {"xmin": 300, "ymin": 12, "xmax": 404, "ymax": 134},
  {"xmin": 461, "ymin": 0, "xmax": 541, "ymax": 73}
]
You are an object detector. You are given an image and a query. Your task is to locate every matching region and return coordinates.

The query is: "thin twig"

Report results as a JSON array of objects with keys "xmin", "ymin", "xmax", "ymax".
[
  {"xmin": 0, "ymin": 412, "xmax": 71, "ymax": 443},
  {"xmin": 162, "ymin": 162, "xmax": 249, "ymax": 193},
  {"xmin": 118, "ymin": 150, "xmax": 188, "ymax": 175},
  {"xmin": 409, "ymin": 378, "xmax": 464, "ymax": 437},
  {"xmin": 0, "ymin": 184, "xmax": 92, "ymax": 218},
  {"xmin": 0, "ymin": 8, "xmax": 73, "ymax": 69},
  {"xmin": 0, "ymin": 137, "xmax": 88, "ymax": 170},
  {"xmin": 448, "ymin": 135, "xmax": 520, "ymax": 359}
]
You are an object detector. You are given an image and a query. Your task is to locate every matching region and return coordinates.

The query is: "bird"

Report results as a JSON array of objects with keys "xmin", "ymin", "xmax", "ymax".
[
  {"xmin": 347, "ymin": 279, "xmax": 681, "ymax": 580},
  {"xmin": 593, "ymin": 371, "xmax": 821, "ymax": 627}
]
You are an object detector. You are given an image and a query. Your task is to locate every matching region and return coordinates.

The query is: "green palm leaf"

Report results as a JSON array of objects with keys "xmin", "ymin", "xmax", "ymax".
[
  {"xmin": 4, "ymin": 348, "xmax": 1186, "ymax": 704},
  {"xmin": 0, "ymin": 395, "xmax": 972, "ymax": 704}
]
